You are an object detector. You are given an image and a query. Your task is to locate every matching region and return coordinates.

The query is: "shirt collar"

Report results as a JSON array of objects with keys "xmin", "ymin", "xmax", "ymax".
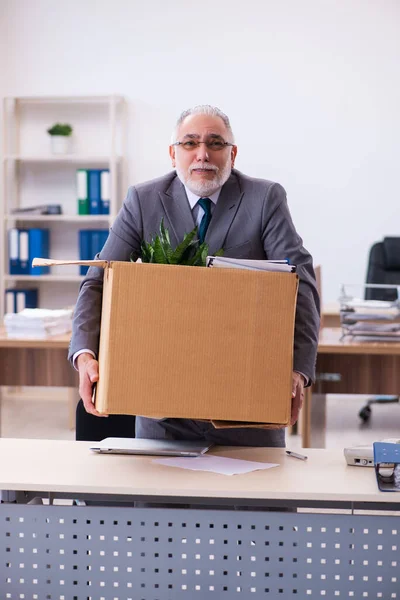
[{"xmin": 183, "ymin": 185, "xmax": 221, "ymax": 210}]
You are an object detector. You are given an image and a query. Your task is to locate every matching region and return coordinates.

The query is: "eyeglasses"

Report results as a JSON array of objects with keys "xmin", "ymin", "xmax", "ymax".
[{"xmin": 172, "ymin": 139, "xmax": 234, "ymax": 151}]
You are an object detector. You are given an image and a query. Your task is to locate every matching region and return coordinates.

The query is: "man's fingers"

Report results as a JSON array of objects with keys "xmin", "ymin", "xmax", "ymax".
[
  {"xmin": 78, "ymin": 359, "xmax": 107, "ymax": 417},
  {"xmin": 290, "ymin": 375, "xmax": 304, "ymax": 425},
  {"xmin": 292, "ymin": 372, "xmax": 301, "ymax": 397},
  {"xmin": 87, "ymin": 362, "xmax": 99, "ymax": 384},
  {"xmin": 80, "ymin": 378, "xmax": 98, "ymax": 415},
  {"xmin": 81, "ymin": 384, "xmax": 107, "ymax": 417}
]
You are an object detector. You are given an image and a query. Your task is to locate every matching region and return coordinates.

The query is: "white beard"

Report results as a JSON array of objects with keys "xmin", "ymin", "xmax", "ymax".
[{"xmin": 176, "ymin": 160, "xmax": 232, "ymax": 196}]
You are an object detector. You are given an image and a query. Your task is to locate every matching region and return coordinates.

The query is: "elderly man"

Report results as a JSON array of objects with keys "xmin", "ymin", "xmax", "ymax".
[{"xmin": 70, "ymin": 105, "xmax": 320, "ymax": 447}]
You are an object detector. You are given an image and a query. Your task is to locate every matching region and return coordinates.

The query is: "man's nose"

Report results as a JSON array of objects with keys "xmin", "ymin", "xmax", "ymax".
[{"xmin": 195, "ymin": 143, "xmax": 209, "ymax": 161}]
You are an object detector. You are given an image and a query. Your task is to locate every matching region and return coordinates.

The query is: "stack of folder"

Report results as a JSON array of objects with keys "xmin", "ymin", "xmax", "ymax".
[
  {"xmin": 339, "ymin": 284, "xmax": 400, "ymax": 340},
  {"xmin": 4, "ymin": 308, "xmax": 73, "ymax": 339}
]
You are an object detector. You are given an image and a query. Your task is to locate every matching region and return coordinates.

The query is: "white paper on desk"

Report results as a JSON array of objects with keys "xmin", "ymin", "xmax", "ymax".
[{"xmin": 152, "ymin": 455, "xmax": 279, "ymax": 476}]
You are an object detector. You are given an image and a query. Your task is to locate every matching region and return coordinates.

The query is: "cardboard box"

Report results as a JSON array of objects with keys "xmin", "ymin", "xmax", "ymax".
[{"xmin": 34, "ymin": 259, "xmax": 299, "ymax": 427}]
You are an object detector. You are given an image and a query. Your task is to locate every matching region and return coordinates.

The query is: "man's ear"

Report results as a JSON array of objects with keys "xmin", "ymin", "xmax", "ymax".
[
  {"xmin": 169, "ymin": 145, "xmax": 176, "ymax": 168},
  {"xmin": 231, "ymin": 145, "xmax": 238, "ymax": 168}
]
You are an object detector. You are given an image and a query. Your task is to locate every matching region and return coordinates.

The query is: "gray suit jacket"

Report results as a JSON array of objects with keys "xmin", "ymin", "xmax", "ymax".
[{"xmin": 69, "ymin": 169, "xmax": 320, "ymax": 382}]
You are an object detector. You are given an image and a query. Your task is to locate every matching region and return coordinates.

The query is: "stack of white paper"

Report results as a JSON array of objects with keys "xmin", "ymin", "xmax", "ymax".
[
  {"xmin": 339, "ymin": 286, "xmax": 400, "ymax": 340},
  {"xmin": 346, "ymin": 322, "xmax": 400, "ymax": 337},
  {"xmin": 4, "ymin": 308, "xmax": 73, "ymax": 339},
  {"xmin": 206, "ymin": 256, "xmax": 296, "ymax": 273}
]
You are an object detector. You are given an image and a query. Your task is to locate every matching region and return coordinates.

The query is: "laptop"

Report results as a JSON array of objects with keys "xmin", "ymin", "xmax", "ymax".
[{"xmin": 89, "ymin": 437, "xmax": 213, "ymax": 457}]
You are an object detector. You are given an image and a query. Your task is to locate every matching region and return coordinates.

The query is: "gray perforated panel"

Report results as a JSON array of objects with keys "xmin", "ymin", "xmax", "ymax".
[{"xmin": 0, "ymin": 504, "xmax": 399, "ymax": 599}]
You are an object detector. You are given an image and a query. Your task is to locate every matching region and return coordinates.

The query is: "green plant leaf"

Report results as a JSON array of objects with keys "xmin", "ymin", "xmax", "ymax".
[
  {"xmin": 160, "ymin": 218, "xmax": 170, "ymax": 246},
  {"xmin": 180, "ymin": 240, "xmax": 199, "ymax": 264},
  {"xmin": 187, "ymin": 243, "xmax": 207, "ymax": 266},
  {"xmin": 159, "ymin": 222, "xmax": 173, "ymax": 263},
  {"xmin": 170, "ymin": 228, "xmax": 198, "ymax": 264},
  {"xmin": 153, "ymin": 235, "xmax": 168, "ymax": 263},
  {"xmin": 139, "ymin": 241, "xmax": 155, "ymax": 263},
  {"xmin": 200, "ymin": 244, "xmax": 208, "ymax": 266}
]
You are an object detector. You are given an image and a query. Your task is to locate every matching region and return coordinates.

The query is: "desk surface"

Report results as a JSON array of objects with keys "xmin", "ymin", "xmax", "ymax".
[
  {"xmin": 0, "ymin": 328, "xmax": 71, "ymax": 349},
  {"xmin": 1, "ymin": 326, "xmax": 399, "ymax": 354},
  {"xmin": 0, "ymin": 438, "xmax": 393, "ymax": 504}
]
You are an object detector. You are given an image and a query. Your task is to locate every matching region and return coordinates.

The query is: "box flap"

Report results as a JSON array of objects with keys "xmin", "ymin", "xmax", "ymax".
[{"xmin": 32, "ymin": 257, "xmax": 108, "ymax": 269}]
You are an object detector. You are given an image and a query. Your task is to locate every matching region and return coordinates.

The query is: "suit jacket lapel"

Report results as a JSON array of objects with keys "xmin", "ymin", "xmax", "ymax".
[
  {"xmin": 159, "ymin": 176, "xmax": 195, "ymax": 247},
  {"xmin": 206, "ymin": 172, "xmax": 244, "ymax": 253}
]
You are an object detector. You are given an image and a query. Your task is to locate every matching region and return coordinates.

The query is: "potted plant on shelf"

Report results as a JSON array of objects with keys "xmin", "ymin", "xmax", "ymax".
[{"xmin": 47, "ymin": 123, "xmax": 73, "ymax": 154}]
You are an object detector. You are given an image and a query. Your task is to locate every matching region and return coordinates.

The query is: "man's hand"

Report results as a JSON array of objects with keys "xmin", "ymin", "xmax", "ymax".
[
  {"xmin": 291, "ymin": 371, "xmax": 305, "ymax": 426},
  {"xmin": 77, "ymin": 353, "xmax": 107, "ymax": 417}
]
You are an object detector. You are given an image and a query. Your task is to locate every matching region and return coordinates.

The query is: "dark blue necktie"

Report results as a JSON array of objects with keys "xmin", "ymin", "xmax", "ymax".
[{"xmin": 198, "ymin": 197, "xmax": 212, "ymax": 244}]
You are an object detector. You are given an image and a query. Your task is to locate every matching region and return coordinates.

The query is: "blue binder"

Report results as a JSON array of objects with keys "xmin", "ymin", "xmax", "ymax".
[
  {"xmin": 5, "ymin": 289, "xmax": 16, "ymax": 313},
  {"xmin": 19, "ymin": 229, "xmax": 30, "ymax": 275},
  {"xmin": 8, "ymin": 228, "xmax": 20, "ymax": 274},
  {"xmin": 373, "ymin": 442, "xmax": 400, "ymax": 492},
  {"xmin": 88, "ymin": 169, "xmax": 101, "ymax": 214},
  {"xmin": 22, "ymin": 288, "xmax": 38, "ymax": 309},
  {"xmin": 100, "ymin": 169, "xmax": 110, "ymax": 214},
  {"xmin": 4, "ymin": 288, "xmax": 38, "ymax": 313},
  {"xmin": 91, "ymin": 229, "xmax": 108, "ymax": 258},
  {"xmin": 91, "ymin": 230, "xmax": 101, "ymax": 259},
  {"xmin": 29, "ymin": 229, "xmax": 50, "ymax": 275},
  {"xmin": 79, "ymin": 229, "xmax": 92, "ymax": 276},
  {"xmin": 99, "ymin": 230, "xmax": 109, "ymax": 249},
  {"xmin": 79, "ymin": 229, "xmax": 108, "ymax": 275}
]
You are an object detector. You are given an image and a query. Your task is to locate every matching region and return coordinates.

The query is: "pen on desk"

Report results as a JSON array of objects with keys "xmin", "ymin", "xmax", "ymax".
[{"xmin": 286, "ymin": 450, "xmax": 308, "ymax": 461}]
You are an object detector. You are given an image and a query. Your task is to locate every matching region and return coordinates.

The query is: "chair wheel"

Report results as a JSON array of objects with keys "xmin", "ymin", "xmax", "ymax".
[{"xmin": 359, "ymin": 405, "xmax": 371, "ymax": 422}]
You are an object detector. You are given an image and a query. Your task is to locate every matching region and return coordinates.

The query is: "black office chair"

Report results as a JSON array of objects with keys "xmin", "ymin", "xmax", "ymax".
[{"xmin": 359, "ymin": 237, "xmax": 400, "ymax": 422}]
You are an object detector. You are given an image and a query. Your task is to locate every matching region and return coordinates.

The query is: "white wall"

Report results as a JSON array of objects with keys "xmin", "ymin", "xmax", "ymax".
[{"xmin": 2, "ymin": 0, "xmax": 400, "ymax": 303}]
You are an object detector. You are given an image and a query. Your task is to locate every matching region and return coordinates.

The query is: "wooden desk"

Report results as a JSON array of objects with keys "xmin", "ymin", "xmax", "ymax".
[
  {"xmin": 0, "ymin": 329, "xmax": 78, "ymax": 433},
  {"xmin": 0, "ymin": 439, "xmax": 399, "ymax": 598},
  {"xmin": 321, "ymin": 302, "xmax": 340, "ymax": 328},
  {"xmin": 302, "ymin": 328, "xmax": 400, "ymax": 447}
]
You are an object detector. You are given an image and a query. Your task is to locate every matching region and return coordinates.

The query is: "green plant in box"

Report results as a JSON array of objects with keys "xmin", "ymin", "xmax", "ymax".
[{"xmin": 131, "ymin": 219, "xmax": 223, "ymax": 266}]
